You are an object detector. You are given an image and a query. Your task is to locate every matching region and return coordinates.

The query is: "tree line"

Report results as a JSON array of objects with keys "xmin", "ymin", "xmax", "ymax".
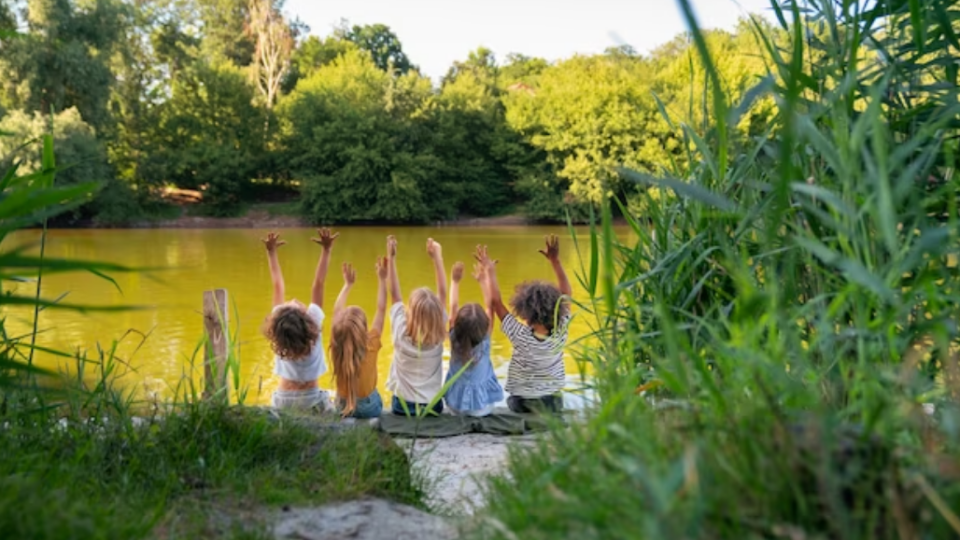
[{"xmin": 0, "ymin": 0, "xmax": 775, "ymax": 225}]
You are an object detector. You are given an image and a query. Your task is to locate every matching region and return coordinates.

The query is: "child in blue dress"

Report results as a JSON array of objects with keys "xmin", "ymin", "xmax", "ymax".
[{"xmin": 443, "ymin": 261, "xmax": 504, "ymax": 416}]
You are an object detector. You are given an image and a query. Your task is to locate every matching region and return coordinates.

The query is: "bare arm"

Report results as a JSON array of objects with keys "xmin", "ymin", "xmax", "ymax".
[
  {"xmin": 449, "ymin": 262, "xmax": 464, "ymax": 329},
  {"xmin": 310, "ymin": 228, "xmax": 339, "ymax": 308},
  {"xmin": 333, "ymin": 263, "xmax": 355, "ymax": 319},
  {"xmin": 262, "ymin": 233, "xmax": 286, "ymax": 307},
  {"xmin": 387, "ymin": 236, "xmax": 402, "ymax": 305},
  {"xmin": 473, "ymin": 262, "xmax": 494, "ymax": 335},
  {"xmin": 427, "ymin": 238, "xmax": 447, "ymax": 306},
  {"xmin": 371, "ymin": 256, "xmax": 388, "ymax": 336},
  {"xmin": 476, "ymin": 245, "xmax": 508, "ymax": 321},
  {"xmin": 541, "ymin": 234, "xmax": 572, "ymax": 299}
]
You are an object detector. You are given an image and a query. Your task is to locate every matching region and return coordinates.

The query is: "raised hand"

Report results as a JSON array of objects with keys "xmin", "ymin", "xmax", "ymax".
[
  {"xmin": 538, "ymin": 234, "xmax": 560, "ymax": 262},
  {"xmin": 426, "ymin": 238, "xmax": 442, "ymax": 260},
  {"xmin": 472, "ymin": 262, "xmax": 485, "ymax": 282},
  {"xmin": 376, "ymin": 256, "xmax": 388, "ymax": 280},
  {"xmin": 342, "ymin": 262, "xmax": 356, "ymax": 285},
  {"xmin": 474, "ymin": 244, "xmax": 498, "ymax": 271},
  {"xmin": 387, "ymin": 235, "xmax": 398, "ymax": 258},
  {"xmin": 262, "ymin": 232, "xmax": 285, "ymax": 253},
  {"xmin": 451, "ymin": 261, "xmax": 464, "ymax": 283},
  {"xmin": 311, "ymin": 228, "xmax": 340, "ymax": 250}
]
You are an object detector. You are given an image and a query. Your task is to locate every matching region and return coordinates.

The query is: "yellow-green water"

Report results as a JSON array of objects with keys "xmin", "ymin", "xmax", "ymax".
[{"xmin": 5, "ymin": 226, "xmax": 612, "ymax": 405}]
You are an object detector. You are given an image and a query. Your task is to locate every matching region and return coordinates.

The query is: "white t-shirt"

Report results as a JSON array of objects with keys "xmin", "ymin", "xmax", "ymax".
[
  {"xmin": 502, "ymin": 313, "xmax": 570, "ymax": 397},
  {"xmin": 273, "ymin": 303, "xmax": 327, "ymax": 382},
  {"xmin": 386, "ymin": 302, "xmax": 445, "ymax": 403}
]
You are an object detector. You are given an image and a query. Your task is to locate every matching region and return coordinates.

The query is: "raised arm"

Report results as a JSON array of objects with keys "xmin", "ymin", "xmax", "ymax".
[
  {"xmin": 387, "ymin": 236, "xmax": 402, "ymax": 305},
  {"xmin": 476, "ymin": 245, "xmax": 508, "ymax": 321},
  {"xmin": 333, "ymin": 263, "xmax": 356, "ymax": 319},
  {"xmin": 426, "ymin": 238, "xmax": 447, "ymax": 306},
  {"xmin": 473, "ymin": 262, "xmax": 494, "ymax": 335},
  {"xmin": 540, "ymin": 235, "xmax": 572, "ymax": 298},
  {"xmin": 371, "ymin": 256, "xmax": 388, "ymax": 336},
  {"xmin": 448, "ymin": 262, "xmax": 464, "ymax": 329},
  {"xmin": 262, "ymin": 232, "xmax": 286, "ymax": 307},
  {"xmin": 310, "ymin": 228, "xmax": 339, "ymax": 308}
]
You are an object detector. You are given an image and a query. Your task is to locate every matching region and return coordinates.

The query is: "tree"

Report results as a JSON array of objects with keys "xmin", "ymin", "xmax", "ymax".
[
  {"xmin": 196, "ymin": 0, "xmax": 253, "ymax": 65},
  {"xmin": 147, "ymin": 61, "xmax": 266, "ymax": 215},
  {"xmin": 338, "ymin": 22, "xmax": 414, "ymax": 74},
  {"xmin": 0, "ymin": 0, "xmax": 126, "ymax": 130},
  {"xmin": 247, "ymin": 0, "xmax": 292, "ymax": 110}
]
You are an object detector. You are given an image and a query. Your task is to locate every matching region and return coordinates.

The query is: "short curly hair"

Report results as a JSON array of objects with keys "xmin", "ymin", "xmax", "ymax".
[
  {"xmin": 263, "ymin": 305, "xmax": 319, "ymax": 360},
  {"xmin": 510, "ymin": 280, "xmax": 568, "ymax": 333}
]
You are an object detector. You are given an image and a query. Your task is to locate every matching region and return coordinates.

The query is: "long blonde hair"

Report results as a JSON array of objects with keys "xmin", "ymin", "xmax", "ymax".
[
  {"xmin": 406, "ymin": 287, "xmax": 445, "ymax": 348},
  {"xmin": 329, "ymin": 306, "xmax": 368, "ymax": 416}
]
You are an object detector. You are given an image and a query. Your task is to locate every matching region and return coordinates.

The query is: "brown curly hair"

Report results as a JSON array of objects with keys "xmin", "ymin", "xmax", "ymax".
[
  {"xmin": 451, "ymin": 303, "xmax": 489, "ymax": 364},
  {"xmin": 263, "ymin": 305, "xmax": 320, "ymax": 360},
  {"xmin": 510, "ymin": 280, "xmax": 568, "ymax": 333}
]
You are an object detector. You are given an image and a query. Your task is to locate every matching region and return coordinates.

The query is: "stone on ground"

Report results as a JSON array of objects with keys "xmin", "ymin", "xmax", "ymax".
[{"xmin": 273, "ymin": 499, "xmax": 455, "ymax": 540}]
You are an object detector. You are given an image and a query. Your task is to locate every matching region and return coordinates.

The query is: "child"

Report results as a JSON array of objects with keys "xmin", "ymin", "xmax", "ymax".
[
  {"xmin": 329, "ymin": 258, "xmax": 388, "ymax": 418},
  {"xmin": 476, "ymin": 235, "xmax": 572, "ymax": 414},
  {"xmin": 443, "ymin": 261, "xmax": 504, "ymax": 416},
  {"xmin": 385, "ymin": 235, "xmax": 447, "ymax": 416},
  {"xmin": 262, "ymin": 229, "xmax": 338, "ymax": 410}
]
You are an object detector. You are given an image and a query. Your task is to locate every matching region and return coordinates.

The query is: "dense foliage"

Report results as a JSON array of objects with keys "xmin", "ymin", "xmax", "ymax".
[
  {"xmin": 0, "ymin": 0, "xmax": 773, "ymax": 224},
  {"xmin": 481, "ymin": 0, "xmax": 960, "ymax": 538}
]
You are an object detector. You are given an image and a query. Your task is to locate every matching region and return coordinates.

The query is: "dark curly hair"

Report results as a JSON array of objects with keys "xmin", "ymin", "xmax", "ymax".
[
  {"xmin": 510, "ymin": 280, "xmax": 568, "ymax": 333},
  {"xmin": 263, "ymin": 305, "xmax": 320, "ymax": 360},
  {"xmin": 451, "ymin": 303, "xmax": 489, "ymax": 365}
]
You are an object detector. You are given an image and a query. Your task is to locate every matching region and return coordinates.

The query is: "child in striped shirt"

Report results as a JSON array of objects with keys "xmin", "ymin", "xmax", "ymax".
[{"xmin": 475, "ymin": 235, "xmax": 572, "ymax": 414}]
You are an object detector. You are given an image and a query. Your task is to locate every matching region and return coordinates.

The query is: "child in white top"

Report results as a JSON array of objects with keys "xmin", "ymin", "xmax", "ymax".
[
  {"xmin": 475, "ymin": 235, "xmax": 572, "ymax": 414},
  {"xmin": 262, "ymin": 229, "xmax": 338, "ymax": 410},
  {"xmin": 385, "ymin": 235, "xmax": 448, "ymax": 416}
]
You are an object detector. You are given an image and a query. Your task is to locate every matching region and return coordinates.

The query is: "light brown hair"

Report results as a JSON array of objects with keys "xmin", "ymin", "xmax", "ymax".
[
  {"xmin": 511, "ymin": 280, "xmax": 568, "ymax": 333},
  {"xmin": 329, "ymin": 306, "xmax": 368, "ymax": 416},
  {"xmin": 263, "ymin": 305, "xmax": 320, "ymax": 360},
  {"xmin": 451, "ymin": 303, "xmax": 489, "ymax": 364},
  {"xmin": 406, "ymin": 287, "xmax": 445, "ymax": 348}
]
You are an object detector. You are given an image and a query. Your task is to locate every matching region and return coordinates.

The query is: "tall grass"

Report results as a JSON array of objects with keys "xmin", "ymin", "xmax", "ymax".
[{"xmin": 480, "ymin": 1, "xmax": 960, "ymax": 538}]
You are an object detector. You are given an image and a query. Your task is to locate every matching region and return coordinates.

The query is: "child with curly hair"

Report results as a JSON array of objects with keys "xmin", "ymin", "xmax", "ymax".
[
  {"xmin": 329, "ymin": 257, "xmax": 388, "ymax": 418},
  {"xmin": 385, "ymin": 235, "xmax": 448, "ymax": 416},
  {"xmin": 475, "ymin": 235, "xmax": 572, "ymax": 413},
  {"xmin": 443, "ymin": 261, "xmax": 504, "ymax": 417},
  {"xmin": 262, "ymin": 229, "xmax": 338, "ymax": 410}
]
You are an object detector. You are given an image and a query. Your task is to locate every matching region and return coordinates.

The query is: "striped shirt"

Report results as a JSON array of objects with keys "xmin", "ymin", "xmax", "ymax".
[{"xmin": 502, "ymin": 313, "xmax": 571, "ymax": 397}]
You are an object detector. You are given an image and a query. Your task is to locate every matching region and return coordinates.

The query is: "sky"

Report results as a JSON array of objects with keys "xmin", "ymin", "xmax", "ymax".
[{"xmin": 283, "ymin": 0, "xmax": 775, "ymax": 81}]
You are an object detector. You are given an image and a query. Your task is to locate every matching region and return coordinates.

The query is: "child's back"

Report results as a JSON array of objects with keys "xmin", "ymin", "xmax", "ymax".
[
  {"xmin": 387, "ymin": 297, "xmax": 445, "ymax": 404},
  {"xmin": 501, "ymin": 307, "xmax": 570, "ymax": 399},
  {"xmin": 445, "ymin": 301, "xmax": 503, "ymax": 417}
]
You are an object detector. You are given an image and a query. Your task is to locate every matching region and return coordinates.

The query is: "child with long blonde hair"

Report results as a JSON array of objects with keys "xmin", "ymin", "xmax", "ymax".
[
  {"xmin": 262, "ymin": 229, "xmax": 338, "ymax": 410},
  {"xmin": 385, "ymin": 235, "xmax": 448, "ymax": 416},
  {"xmin": 329, "ymin": 257, "xmax": 388, "ymax": 418}
]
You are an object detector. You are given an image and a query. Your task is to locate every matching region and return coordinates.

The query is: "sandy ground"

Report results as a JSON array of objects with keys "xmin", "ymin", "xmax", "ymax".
[{"xmin": 399, "ymin": 433, "xmax": 538, "ymax": 515}]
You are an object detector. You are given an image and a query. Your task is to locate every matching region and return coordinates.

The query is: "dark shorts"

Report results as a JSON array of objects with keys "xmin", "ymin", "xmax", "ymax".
[
  {"xmin": 507, "ymin": 394, "xmax": 563, "ymax": 414},
  {"xmin": 391, "ymin": 395, "xmax": 444, "ymax": 417}
]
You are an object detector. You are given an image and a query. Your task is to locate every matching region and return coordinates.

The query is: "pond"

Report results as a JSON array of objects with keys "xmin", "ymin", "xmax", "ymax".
[{"xmin": 5, "ymin": 226, "xmax": 618, "ymax": 405}]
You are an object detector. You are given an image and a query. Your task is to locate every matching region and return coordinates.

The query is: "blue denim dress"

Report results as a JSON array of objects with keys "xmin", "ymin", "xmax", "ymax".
[{"xmin": 444, "ymin": 336, "xmax": 504, "ymax": 413}]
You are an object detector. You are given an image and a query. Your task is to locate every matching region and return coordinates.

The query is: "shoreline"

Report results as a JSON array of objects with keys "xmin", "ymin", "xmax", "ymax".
[{"xmin": 54, "ymin": 206, "xmax": 555, "ymax": 230}]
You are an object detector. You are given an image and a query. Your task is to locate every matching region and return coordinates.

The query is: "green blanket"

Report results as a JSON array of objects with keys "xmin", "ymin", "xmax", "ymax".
[{"xmin": 377, "ymin": 410, "xmax": 565, "ymax": 438}]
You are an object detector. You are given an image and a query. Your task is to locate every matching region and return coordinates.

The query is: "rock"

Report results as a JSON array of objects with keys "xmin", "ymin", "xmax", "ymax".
[{"xmin": 272, "ymin": 499, "xmax": 456, "ymax": 540}]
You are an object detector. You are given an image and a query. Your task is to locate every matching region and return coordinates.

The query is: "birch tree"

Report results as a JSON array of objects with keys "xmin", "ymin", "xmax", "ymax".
[{"xmin": 247, "ymin": 0, "xmax": 291, "ymax": 110}]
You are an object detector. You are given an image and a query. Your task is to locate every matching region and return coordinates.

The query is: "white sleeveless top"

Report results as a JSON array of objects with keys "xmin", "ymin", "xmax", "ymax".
[{"xmin": 273, "ymin": 303, "xmax": 327, "ymax": 382}]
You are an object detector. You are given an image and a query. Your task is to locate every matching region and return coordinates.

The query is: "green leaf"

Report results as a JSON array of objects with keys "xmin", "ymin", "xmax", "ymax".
[
  {"xmin": 794, "ymin": 237, "xmax": 894, "ymax": 302},
  {"xmin": 619, "ymin": 168, "xmax": 736, "ymax": 212}
]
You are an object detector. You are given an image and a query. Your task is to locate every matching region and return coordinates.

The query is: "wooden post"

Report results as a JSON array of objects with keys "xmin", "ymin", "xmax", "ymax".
[{"xmin": 202, "ymin": 289, "xmax": 230, "ymax": 404}]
